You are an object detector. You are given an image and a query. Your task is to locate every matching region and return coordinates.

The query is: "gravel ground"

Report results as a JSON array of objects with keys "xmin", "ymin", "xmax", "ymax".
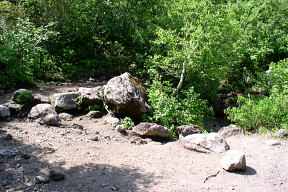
[{"xmin": 0, "ymin": 116, "xmax": 287, "ymax": 192}]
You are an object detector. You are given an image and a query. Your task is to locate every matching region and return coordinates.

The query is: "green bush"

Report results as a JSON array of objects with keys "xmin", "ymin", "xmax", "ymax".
[
  {"xmin": 14, "ymin": 90, "xmax": 33, "ymax": 104},
  {"xmin": 120, "ymin": 117, "xmax": 135, "ymax": 130},
  {"xmin": 226, "ymin": 59, "xmax": 288, "ymax": 132},
  {"xmin": 144, "ymin": 80, "xmax": 213, "ymax": 128}
]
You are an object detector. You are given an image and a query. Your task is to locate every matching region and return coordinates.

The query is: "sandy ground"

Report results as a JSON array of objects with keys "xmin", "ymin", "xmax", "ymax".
[
  {"xmin": 0, "ymin": 83, "xmax": 287, "ymax": 192},
  {"xmin": 0, "ymin": 115, "xmax": 287, "ymax": 192}
]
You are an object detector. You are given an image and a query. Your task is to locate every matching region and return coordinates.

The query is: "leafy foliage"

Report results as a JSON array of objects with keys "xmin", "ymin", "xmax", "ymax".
[
  {"xmin": 120, "ymin": 117, "xmax": 135, "ymax": 130},
  {"xmin": 14, "ymin": 90, "xmax": 33, "ymax": 104},
  {"xmin": 226, "ymin": 59, "xmax": 288, "ymax": 132}
]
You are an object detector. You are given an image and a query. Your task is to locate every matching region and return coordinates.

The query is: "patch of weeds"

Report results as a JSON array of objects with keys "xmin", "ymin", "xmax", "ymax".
[{"xmin": 120, "ymin": 117, "xmax": 135, "ymax": 130}]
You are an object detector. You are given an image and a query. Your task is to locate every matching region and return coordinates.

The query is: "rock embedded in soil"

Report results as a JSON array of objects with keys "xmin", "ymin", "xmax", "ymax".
[
  {"xmin": 220, "ymin": 150, "xmax": 246, "ymax": 171},
  {"xmin": 273, "ymin": 129, "xmax": 288, "ymax": 138},
  {"xmin": 218, "ymin": 124, "xmax": 243, "ymax": 138},
  {"xmin": 0, "ymin": 105, "xmax": 10, "ymax": 118},
  {"xmin": 39, "ymin": 113, "xmax": 61, "ymax": 126},
  {"xmin": 177, "ymin": 125, "xmax": 203, "ymax": 137},
  {"xmin": 104, "ymin": 72, "xmax": 151, "ymax": 119},
  {"xmin": 78, "ymin": 87, "xmax": 103, "ymax": 106},
  {"xmin": 28, "ymin": 104, "xmax": 56, "ymax": 119},
  {"xmin": 86, "ymin": 110, "xmax": 103, "ymax": 118},
  {"xmin": 35, "ymin": 175, "xmax": 49, "ymax": 184},
  {"xmin": 59, "ymin": 113, "xmax": 73, "ymax": 121},
  {"xmin": 104, "ymin": 116, "xmax": 120, "ymax": 127},
  {"xmin": 181, "ymin": 133, "xmax": 229, "ymax": 153},
  {"xmin": 54, "ymin": 92, "xmax": 79, "ymax": 111},
  {"xmin": 132, "ymin": 122, "xmax": 170, "ymax": 139}
]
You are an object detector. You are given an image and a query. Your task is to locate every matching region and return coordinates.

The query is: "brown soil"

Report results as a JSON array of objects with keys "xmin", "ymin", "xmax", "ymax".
[{"xmin": 0, "ymin": 84, "xmax": 287, "ymax": 192}]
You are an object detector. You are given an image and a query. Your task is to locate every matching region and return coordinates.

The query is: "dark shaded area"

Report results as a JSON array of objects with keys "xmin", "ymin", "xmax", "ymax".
[
  {"xmin": 0, "ymin": 122, "xmax": 156, "ymax": 192},
  {"xmin": 233, "ymin": 166, "xmax": 257, "ymax": 176}
]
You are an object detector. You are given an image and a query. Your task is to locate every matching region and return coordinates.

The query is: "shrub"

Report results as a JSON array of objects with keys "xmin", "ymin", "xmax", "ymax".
[
  {"xmin": 15, "ymin": 90, "xmax": 33, "ymax": 104},
  {"xmin": 226, "ymin": 59, "xmax": 288, "ymax": 132},
  {"xmin": 144, "ymin": 80, "xmax": 213, "ymax": 128},
  {"xmin": 120, "ymin": 117, "xmax": 135, "ymax": 130}
]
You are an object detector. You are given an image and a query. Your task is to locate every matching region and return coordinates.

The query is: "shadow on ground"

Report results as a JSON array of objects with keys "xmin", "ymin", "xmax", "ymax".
[{"xmin": 0, "ymin": 122, "xmax": 156, "ymax": 192}]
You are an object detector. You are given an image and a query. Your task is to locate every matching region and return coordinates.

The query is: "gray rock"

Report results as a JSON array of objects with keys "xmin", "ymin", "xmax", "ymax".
[
  {"xmin": 266, "ymin": 139, "xmax": 281, "ymax": 146},
  {"xmin": 35, "ymin": 175, "xmax": 49, "ymax": 184},
  {"xmin": 28, "ymin": 104, "xmax": 56, "ymax": 119},
  {"xmin": 181, "ymin": 133, "xmax": 229, "ymax": 153},
  {"xmin": 39, "ymin": 113, "xmax": 61, "ymax": 126},
  {"xmin": 116, "ymin": 125, "xmax": 126, "ymax": 132},
  {"xmin": 218, "ymin": 124, "xmax": 243, "ymax": 138},
  {"xmin": 273, "ymin": 129, "xmax": 288, "ymax": 138},
  {"xmin": 177, "ymin": 125, "xmax": 203, "ymax": 137},
  {"xmin": 104, "ymin": 116, "xmax": 120, "ymax": 127},
  {"xmin": 132, "ymin": 122, "xmax": 170, "ymax": 139},
  {"xmin": 59, "ymin": 113, "xmax": 73, "ymax": 121},
  {"xmin": 104, "ymin": 72, "xmax": 151, "ymax": 119},
  {"xmin": 78, "ymin": 87, "xmax": 103, "ymax": 106},
  {"xmin": 0, "ymin": 105, "xmax": 10, "ymax": 118},
  {"xmin": 34, "ymin": 94, "xmax": 50, "ymax": 103},
  {"xmin": 221, "ymin": 150, "xmax": 246, "ymax": 171},
  {"xmin": 54, "ymin": 92, "xmax": 79, "ymax": 110},
  {"xmin": 86, "ymin": 110, "xmax": 103, "ymax": 118}
]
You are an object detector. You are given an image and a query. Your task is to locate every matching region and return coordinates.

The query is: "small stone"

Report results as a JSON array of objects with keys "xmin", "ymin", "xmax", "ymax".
[
  {"xmin": 86, "ymin": 111, "xmax": 103, "ymax": 118},
  {"xmin": 48, "ymin": 170, "xmax": 65, "ymax": 181},
  {"xmin": 221, "ymin": 150, "xmax": 246, "ymax": 171},
  {"xmin": 68, "ymin": 123, "xmax": 84, "ymax": 130},
  {"xmin": 111, "ymin": 186, "xmax": 118, "ymax": 191},
  {"xmin": 59, "ymin": 113, "xmax": 73, "ymax": 121},
  {"xmin": 90, "ymin": 136, "xmax": 99, "ymax": 141},
  {"xmin": 35, "ymin": 175, "xmax": 49, "ymax": 184},
  {"xmin": 266, "ymin": 140, "xmax": 281, "ymax": 146},
  {"xmin": 4, "ymin": 134, "xmax": 13, "ymax": 140},
  {"xmin": 21, "ymin": 154, "xmax": 31, "ymax": 159},
  {"xmin": 273, "ymin": 129, "xmax": 288, "ymax": 138}
]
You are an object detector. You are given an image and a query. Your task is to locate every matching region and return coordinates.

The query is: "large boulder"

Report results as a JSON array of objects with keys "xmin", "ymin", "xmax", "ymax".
[
  {"xmin": 132, "ymin": 122, "xmax": 170, "ymax": 139},
  {"xmin": 104, "ymin": 73, "xmax": 151, "ymax": 119},
  {"xmin": 181, "ymin": 133, "xmax": 229, "ymax": 153},
  {"xmin": 78, "ymin": 87, "xmax": 103, "ymax": 106},
  {"xmin": 218, "ymin": 124, "xmax": 243, "ymax": 138},
  {"xmin": 220, "ymin": 150, "xmax": 246, "ymax": 171},
  {"xmin": 0, "ymin": 105, "xmax": 10, "ymax": 118},
  {"xmin": 28, "ymin": 104, "xmax": 56, "ymax": 119},
  {"xmin": 177, "ymin": 125, "xmax": 203, "ymax": 137},
  {"xmin": 54, "ymin": 92, "xmax": 79, "ymax": 111}
]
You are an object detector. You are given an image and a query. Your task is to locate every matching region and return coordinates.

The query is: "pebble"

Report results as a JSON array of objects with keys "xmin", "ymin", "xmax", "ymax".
[
  {"xmin": 35, "ymin": 175, "xmax": 49, "ymax": 184},
  {"xmin": 4, "ymin": 134, "xmax": 13, "ymax": 140},
  {"xmin": 266, "ymin": 140, "xmax": 281, "ymax": 146}
]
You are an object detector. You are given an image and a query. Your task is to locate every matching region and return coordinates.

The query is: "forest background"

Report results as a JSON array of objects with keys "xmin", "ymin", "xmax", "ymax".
[{"xmin": 1, "ymin": 0, "xmax": 287, "ymax": 134}]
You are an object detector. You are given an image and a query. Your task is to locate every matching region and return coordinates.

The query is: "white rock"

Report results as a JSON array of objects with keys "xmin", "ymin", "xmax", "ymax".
[
  {"xmin": 221, "ymin": 150, "xmax": 246, "ymax": 171},
  {"xmin": 28, "ymin": 104, "xmax": 56, "ymax": 119},
  {"xmin": 181, "ymin": 133, "xmax": 229, "ymax": 153},
  {"xmin": 0, "ymin": 105, "xmax": 10, "ymax": 118}
]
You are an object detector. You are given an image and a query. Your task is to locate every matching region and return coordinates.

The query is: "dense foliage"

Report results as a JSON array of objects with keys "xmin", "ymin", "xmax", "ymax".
[{"xmin": 1, "ymin": 0, "xmax": 287, "ymax": 132}]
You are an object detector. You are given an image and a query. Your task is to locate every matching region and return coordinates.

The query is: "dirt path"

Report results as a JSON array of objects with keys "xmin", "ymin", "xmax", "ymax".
[{"xmin": 1, "ymin": 115, "xmax": 287, "ymax": 192}]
